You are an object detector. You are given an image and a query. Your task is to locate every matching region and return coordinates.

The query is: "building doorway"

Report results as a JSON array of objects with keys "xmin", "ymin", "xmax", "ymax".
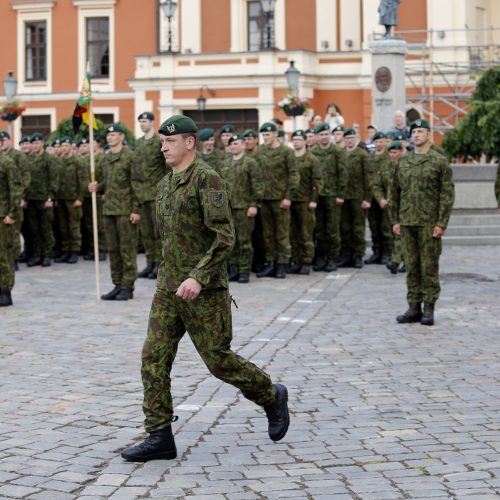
[{"xmin": 183, "ymin": 109, "xmax": 259, "ymax": 135}]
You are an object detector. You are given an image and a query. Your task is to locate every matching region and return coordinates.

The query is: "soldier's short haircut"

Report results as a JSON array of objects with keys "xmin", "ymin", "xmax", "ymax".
[{"xmin": 181, "ymin": 132, "xmax": 197, "ymax": 145}]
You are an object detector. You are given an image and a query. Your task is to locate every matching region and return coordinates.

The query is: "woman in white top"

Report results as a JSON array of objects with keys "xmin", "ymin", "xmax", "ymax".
[{"xmin": 324, "ymin": 103, "xmax": 345, "ymax": 130}]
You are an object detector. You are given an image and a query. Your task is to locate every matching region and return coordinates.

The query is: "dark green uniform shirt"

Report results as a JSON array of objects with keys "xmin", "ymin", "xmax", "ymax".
[
  {"xmin": 26, "ymin": 151, "xmax": 59, "ymax": 201},
  {"xmin": 156, "ymin": 158, "xmax": 235, "ymax": 291},
  {"xmin": 290, "ymin": 151, "xmax": 323, "ymax": 203},
  {"xmin": 344, "ymin": 147, "xmax": 371, "ymax": 201},
  {"xmin": 0, "ymin": 155, "xmax": 22, "ymax": 219},
  {"xmin": 311, "ymin": 144, "xmax": 347, "ymax": 198},
  {"xmin": 57, "ymin": 154, "xmax": 87, "ymax": 201},
  {"xmin": 200, "ymin": 149, "xmax": 226, "ymax": 174},
  {"xmin": 135, "ymin": 134, "xmax": 168, "ymax": 202},
  {"xmin": 369, "ymin": 151, "xmax": 390, "ymax": 203},
  {"xmin": 5, "ymin": 148, "xmax": 30, "ymax": 199}
]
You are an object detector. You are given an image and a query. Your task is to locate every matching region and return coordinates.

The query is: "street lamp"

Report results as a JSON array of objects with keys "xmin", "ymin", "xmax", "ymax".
[
  {"xmin": 260, "ymin": 0, "xmax": 276, "ymax": 49},
  {"xmin": 285, "ymin": 60, "xmax": 300, "ymax": 95},
  {"xmin": 196, "ymin": 85, "xmax": 215, "ymax": 112},
  {"xmin": 160, "ymin": 0, "xmax": 177, "ymax": 52},
  {"xmin": 3, "ymin": 71, "xmax": 17, "ymax": 103}
]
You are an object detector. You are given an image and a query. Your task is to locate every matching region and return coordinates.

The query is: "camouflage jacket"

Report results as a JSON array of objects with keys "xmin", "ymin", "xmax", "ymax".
[
  {"xmin": 57, "ymin": 155, "xmax": 87, "ymax": 201},
  {"xmin": 97, "ymin": 148, "xmax": 142, "ymax": 216},
  {"xmin": 390, "ymin": 149, "xmax": 455, "ymax": 229},
  {"xmin": 369, "ymin": 151, "xmax": 391, "ymax": 203},
  {"xmin": 200, "ymin": 149, "xmax": 226, "ymax": 175},
  {"xmin": 373, "ymin": 159, "xmax": 398, "ymax": 204},
  {"xmin": 81, "ymin": 152, "xmax": 104, "ymax": 198},
  {"xmin": 5, "ymin": 148, "xmax": 30, "ymax": 199},
  {"xmin": 220, "ymin": 154, "xmax": 263, "ymax": 209},
  {"xmin": 290, "ymin": 151, "xmax": 324, "ymax": 203},
  {"xmin": 495, "ymin": 164, "xmax": 500, "ymax": 208},
  {"xmin": 0, "ymin": 155, "xmax": 22, "ymax": 219},
  {"xmin": 26, "ymin": 151, "xmax": 59, "ymax": 201},
  {"xmin": 256, "ymin": 144, "xmax": 299, "ymax": 200},
  {"xmin": 311, "ymin": 144, "xmax": 347, "ymax": 198},
  {"xmin": 344, "ymin": 147, "xmax": 372, "ymax": 201},
  {"xmin": 135, "ymin": 134, "xmax": 168, "ymax": 202},
  {"xmin": 156, "ymin": 158, "xmax": 235, "ymax": 291}
]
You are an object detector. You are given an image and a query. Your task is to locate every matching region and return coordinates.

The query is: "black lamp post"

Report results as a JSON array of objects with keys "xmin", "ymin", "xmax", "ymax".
[
  {"xmin": 3, "ymin": 71, "xmax": 18, "ymax": 137},
  {"xmin": 197, "ymin": 86, "xmax": 215, "ymax": 113},
  {"xmin": 160, "ymin": 0, "xmax": 178, "ymax": 53},
  {"xmin": 260, "ymin": 0, "xmax": 276, "ymax": 49},
  {"xmin": 285, "ymin": 60, "xmax": 300, "ymax": 95}
]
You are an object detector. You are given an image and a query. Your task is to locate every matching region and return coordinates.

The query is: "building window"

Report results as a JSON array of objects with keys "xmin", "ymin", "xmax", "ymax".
[
  {"xmin": 25, "ymin": 21, "xmax": 47, "ymax": 81},
  {"xmin": 247, "ymin": 1, "xmax": 269, "ymax": 51},
  {"xmin": 21, "ymin": 115, "xmax": 51, "ymax": 138},
  {"xmin": 86, "ymin": 17, "xmax": 109, "ymax": 78},
  {"xmin": 94, "ymin": 113, "xmax": 114, "ymax": 125}
]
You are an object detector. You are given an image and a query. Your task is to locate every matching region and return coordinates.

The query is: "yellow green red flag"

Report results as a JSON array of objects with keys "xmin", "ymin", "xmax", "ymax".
[{"xmin": 72, "ymin": 72, "xmax": 97, "ymax": 133}]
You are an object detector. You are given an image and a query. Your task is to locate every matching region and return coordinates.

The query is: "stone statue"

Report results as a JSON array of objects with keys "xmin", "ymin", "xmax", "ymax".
[{"xmin": 378, "ymin": 0, "xmax": 401, "ymax": 38}]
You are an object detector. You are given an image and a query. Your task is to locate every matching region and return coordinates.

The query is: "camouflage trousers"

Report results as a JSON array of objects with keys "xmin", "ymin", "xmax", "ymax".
[
  {"xmin": 229, "ymin": 208, "xmax": 255, "ymax": 273},
  {"xmin": 367, "ymin": 200, "xmax": 393, "ymax": 254},
  {"xmin": 27, "ymin": 201, "xmax": 54, "ymax": 258},
  {"xmin": 83, "ymin": 196, "xmax": 106, "ymax": 253},
  {"xmin": 391, "ymin": 234, "xmax": 405, "ymax": 265},
  {"xmin": 139, "ymin": 200, "xmax": 162, "ymax": 264},
  {"xmin": 141, "ymin": 288, "xmax": 276, "ymax": 432},
  {"xmin": 56, "ymin": 200, "xmax": 82, "ymax": 252},
  {"xmin": 314, "ymin": 196, "xmax": 341, "ymax": 260},
  {"xmin": 260, "ymin": 200, "xmax": 291, "ymax": 264},
  {"xmin": 401, "ymin": 224, "xmax": 442, "ymax": 304},
  {"xmin": 290, "ymin": 201, "xmax": 316, "ymax": 264},
  {"xmin": 12, "ymin": 209, "xmax": 23, "ymax": 260},
  {"xmin": 340, "ymin": 199, "xmax": 367, "ymax": 257},
  {"xmin": 0, "ymin": 223, "xmax": 15, "ymax": 291},
  {"xmin": 104, "ymin": 215, "xmax": 138, "ymax": 291}
]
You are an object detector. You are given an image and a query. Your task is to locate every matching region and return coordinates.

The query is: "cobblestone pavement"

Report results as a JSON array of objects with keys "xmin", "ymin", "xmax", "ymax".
[{"xmin": 1, "ymin": 246, "xmax": 500, "ymax": 500}]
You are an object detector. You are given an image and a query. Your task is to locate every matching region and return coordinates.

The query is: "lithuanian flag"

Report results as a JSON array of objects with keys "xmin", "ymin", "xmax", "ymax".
[{"xmin": 72, "ymin": 72, "xmax": 97, "ymax": 133}]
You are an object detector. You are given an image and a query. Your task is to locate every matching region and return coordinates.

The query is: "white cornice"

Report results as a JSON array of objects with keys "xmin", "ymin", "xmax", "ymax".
[
  {"xmin": 11, "ymin": 1, "xmax": 55, "ymax": 12},
  {"xmin": 72, "ymin": 0, "xmax": 116, "ymax": 7}
]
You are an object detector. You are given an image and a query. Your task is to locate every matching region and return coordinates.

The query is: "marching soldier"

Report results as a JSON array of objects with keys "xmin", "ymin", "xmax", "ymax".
[
  {"xmin": 311, "ymin": 123, "xmax": 347, "ymax": 272},
  {"xmin": 135, "ymin": 112, "xmax": 168, "ymax": 280},
  {"xmin": 199, "ymin": 128, "xmax": 226, "ymax": 172},
  {"xmin": 289, "ymin": 130, "xmax": 323, "ymax": 275},
  {"xmin": 255, "ymin": 122, "xmax": 299, "ymax": 279},
  {"xmin": 391, "ymin": 120, "xmax": 455, "ymax": 326},
  {"xmin": 89, "ymin": 124, "xmax": 142, "ymax": 301}
]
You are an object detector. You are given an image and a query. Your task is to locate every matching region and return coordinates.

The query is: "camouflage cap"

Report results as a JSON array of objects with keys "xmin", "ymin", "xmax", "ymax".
[
  {"xmin": 228, "ymin": 133, "xmax": 244, "ymax": 145},
  {"xmin": 291, "ymin": 130, "xmax": 306, "ymax": 138},
  {"xmin": 220, "ymin": 124, "xmax": 236, "ymax": 134},
  {"xmin": 410, "ymin": 119, "xmax": 431, "ymax": 132},
  {"xmin": 242, "ymin": 129, "xmax": 258, "ymax": 138},
  {"xmin": 315, "ymin": 123, "xmax": 330, "ymax": 133},
  {"xmin": 372, "ymin": 132, "xmax": 386, "ymax": 141},
  {"xmin": 159, "ymin": 115, "xmax": 197, "ymax": 136},
  {"xmin": 138, "ymin": 111, "xmax": 154, "ymax": 121},
  {"xmin": 343, "ymin": 128, "xmax": 356, "ymax": 137},
  {"xmin": 259, "ymin": 122, "xmax": 277, "ymax": 133},
  {"xmin": 19, "ymin": 136, "xmax": 30, "ymax": 144},
  {"xmin": 387, "ymin": 140, "xmax": 403, "ymax": 151},
  {"xmin": 0, "ymin": 131, "xmax": 10, "ymax": 139},
  {"xmin": 29, "ymin": 132, "xmax": 44, "ymax": 142},
  {"xmin": 106, "ymin": 123, "xmax": 125, "ymax": 134},
  {"xmin": 198, "ymin": 128, "xmax": 214, "ymax": 142},
  {"xmin": 332, "ymin": 125, "xmax": 345, "ymax": 133}
]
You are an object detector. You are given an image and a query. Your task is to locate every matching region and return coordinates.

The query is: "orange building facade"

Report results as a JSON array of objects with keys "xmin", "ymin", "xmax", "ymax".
[{"xmin": 1, "ymin": 0, "xmax": 499, "ymax": 142}]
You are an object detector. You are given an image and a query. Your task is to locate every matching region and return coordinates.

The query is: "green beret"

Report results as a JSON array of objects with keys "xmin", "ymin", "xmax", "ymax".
[
  {"xmin": 305, "ymin": 128, "xmax": 316, "ymax": 135},
  {"xmin": 53, "ymin": 138, "xmax": 61, "ymax": 145},
  {"xmin": 332, "ymin": 125, "xmax": 345, "ymax": 133},
  {"xmin": 277, "ymin": 130, "xmax": 285, "ymax": 138},
  {"xmin": 0, "ymin": 131, "xmax": 10, "ymax": 139},
  {"xmin": 159, "ymin": 115, "xmax": 197, "ymax": 136},
  {"xmin": 372, "ymin": 132, "xmax": 386, "ymax": 141},
  {"xmin": 19, "ymin": 136, "xmax": 30, "ymax": 144},
  {"xmin": 228, "ymin": 133, "xmax": 244, "ymax": 145},
  {"xmin": 291, "ymin": 130, "xmax": 306, "ymax": 138},
  {"xmin": 138, "ymin": 111, "xmax": 154, "ymax": 121},
  {"xmin": 259, "ymin": 122, "xmax": 277, "ymax": 133},
  {"xmin": 44, "ymin": 141, "xmax": 52, "ymax": 148},
  {"xmin": 387, "ymin": 141, "xmax": 403, "ymax": 151},
  {"xmin": 410, "ymin": 119, "xmax": 431, "ymax": 132},
  {"xmin": 392, "ymin": 132, "xmax": 406, "ymax": 141},
  {"xmin": 60, "ymin": 136, "xmax": 71, "ymax": 144},
  {"xmin": 343, "ymin": 128, "xmax": 356, "ymax": 137},
  {"xmin": 94, "ymin": 133, "xmax": 101, "ymax": 143},
  {"xmin": 220, "ymin": 124, "xmax": 236, "ymax": 134},
  {"xmin": 242, "ymin": 129, "xmax": 258, "ymax": 138},
  {"xmin": 106, "ymin": 123, "xmax": 125, "ymax": 134},
  {"xmin": 315, "ymin": 123, "xmax": 330, "ymax": 133},
  {"xmin": 79, "ymin": 137, "xmax": 89, "ymax": 145},
  {"xmin": 29, "ymin": 132, "xmax": 44, "ymax": 142},
  {"xmin": 198, "ymin": 128, "xmax": 214, "ymax": 142}
]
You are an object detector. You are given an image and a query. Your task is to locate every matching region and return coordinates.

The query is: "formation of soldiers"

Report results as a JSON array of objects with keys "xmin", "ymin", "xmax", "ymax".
[{"xmin": 0, "ymin": 113, "xmax": 455, "ymax": 325}]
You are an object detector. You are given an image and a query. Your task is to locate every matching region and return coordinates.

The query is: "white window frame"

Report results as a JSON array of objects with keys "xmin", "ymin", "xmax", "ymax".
[
  {"xmin": 93, "ymin": 106, "xmax": 119, "ymax": 124},
  {"xmin": 13, "ymin": 2, "xmax": 54, "ymax": 94},
  {"xmin": 13, "ymin": 107, "xmax": 56, "ymax": 143}
]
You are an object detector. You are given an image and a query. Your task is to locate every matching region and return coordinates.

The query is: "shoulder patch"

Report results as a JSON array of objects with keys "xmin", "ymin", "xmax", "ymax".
[{"xmin": 210, "ymin": 190, "xmax": 226, "ymax": 208}]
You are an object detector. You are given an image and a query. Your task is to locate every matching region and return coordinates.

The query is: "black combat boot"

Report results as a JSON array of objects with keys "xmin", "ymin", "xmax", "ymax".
[
  {"xmin": 41, "ymin": 257, "xmax": 51, "ymax": 267},
  {"xmin": 298, "ymin": 264, "xmax": 311, "ymax": 275},
  {"xmin": 121, "ymin": 426, "xmax": 177, "ymax": 462},
  {"xmin": 312, "ymin": 255, "xmax": 326, "ymax": 271},
  {"xmin": 275, "ymin": 263, "xmax": 287, "ymax": 279},
  {"xmin": 148, "ymin": 262, "xmax": 159, "ymax": 279},
  {"xmin": 336, "ymin": 254, "xmax": 352, "ymax": 267},
  {"xmin": 54, "ymin": 252, "xmax": 69, "ymax": 263},
  {"xmin": 387, "ymin": 261, "xmax": 399, "ymax": 274},
  {"xmin": 364, "ymin": 248, "xmax": 380, "ymax": 264},
  {"xmin": 101, "ymin": 286, "xmax": 121, "ymax": 301},
  {"xmin": 83, "ymin": 252, "xmax": 93, "ymax": 261},
  {"xmin": 324, "ymin": 259, "xmax": 337, "ymax": 272},
  {"xmin": 420, "ymin": 303, "xmax": 435, "ymax": 326},
  {"xmin": 288, "ymin": 261, "xmax": 302, "ymax": 274},
  {"xmin": 138, "ymin": 263, "xmax": 154, "ymax": 278},
  {"xmin": 0, "ymin": 289, "xmax": 13, "ymax": 307},
  {"xmin": 380, "ymin": 251, "xmax": 390, "ymax": 265},
  {"xmin": 66, "ymin": 252, "xmax": 78, "ymax": 264},
  {"xmin": 396, "ymin": 303, "xmax": 422, "ymax": 323},
  {"xmin": 352, "ymin": 255, "xmax": 363, "ymax": 268},
  {"xmin": 228, "ymin": 266, "xmax": 239, "ymax": 282},
  {"xmin": 237, "ymin": 273, "xmax": 250, "ymax": 283},
  {"xmin": 256, "ymin": 261, "xmax": 275, "ymax": 278},
  {"xmin": 115, "ymin": 288, "xmax": 133, "ymax": 301},
  {"xmin": 264, "ymin": 384, "xmax": 290, "ymax": 442},
  {"xmin": 27, "ymin": 256, "xmax": 42, "ymax": 267}
]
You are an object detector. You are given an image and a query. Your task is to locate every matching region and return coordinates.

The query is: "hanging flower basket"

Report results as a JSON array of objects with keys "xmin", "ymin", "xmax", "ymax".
[
  {"xmin": 1, "ymin": 101, "xmax": 26, "ymax": 122},
  {"xmin": 277, "ymin": 95, "xmax": 309, "ymax": 117}
]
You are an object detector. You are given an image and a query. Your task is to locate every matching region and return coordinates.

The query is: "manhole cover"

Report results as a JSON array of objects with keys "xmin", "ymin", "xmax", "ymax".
[{"xmin": 441, "ymin": 272, "xmax": 494, "ymax": 283}]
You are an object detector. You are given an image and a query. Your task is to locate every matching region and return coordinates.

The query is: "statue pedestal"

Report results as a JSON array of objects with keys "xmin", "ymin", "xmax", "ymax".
[{"xmin": 369, "ymin": 38, "xmax": 407, "ymax": 131}]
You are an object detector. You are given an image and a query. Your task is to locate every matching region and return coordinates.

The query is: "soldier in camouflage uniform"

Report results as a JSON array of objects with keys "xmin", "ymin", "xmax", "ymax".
[
  {"xmin": 366, "ymin": 132, "xmax": 392, "ymax": 265},
  {"xmin": 289, "ymin": 130, "xmax": 323, "ymax": 275},
  {"xmin": 0, "ymin": 131, "xmax": 30, "ymax": 265},
  {"xmin": 54, "ymin": 137, "xmax": 86, "ymax": 264},
  {"xmin": 391, "ymin": 120, "xmax": 455, "ymax": 326},
  {"xmin": 220, "ymin": 134, "xmax": 263, "ymax": 283},
  {"xmin": 332, "ymin": 125, "xmax": 346, "ymax": 149},
  {"xmin": 136, "ymin": 112, "xmax": 169, "ymax": 280},
  {"xmin": 255, "ymin": 122, "xmax": 299, "ymax": 279},
  {"xmin": 199, "ymin": 128, "xmax": 226, "ymax": 173},
  {"xmin": 311, "ymin": 123, "xmax": 348, "ymax": 272},
  {"xmin": 89, "ymin": 124, "xmax": 142, "ymax": 301},
  {"xmin": 25, "ymin": 133, "xmax": 59, "ymax": 267},
  {"xmin": 243, "ymin": 129, "xmax": 259, "ymax": 156},
  {"xmin": 0, "ymin": 153, "xmax": 22, "ymax": 306},
  {"xmin": 220, "ymin": 124, "xmax": 236, "ymax": 155},
  {"xmin": 121, "ymin": 115, "xmax": 289, "ymax": 463},
  {"xmin": 305, "ymin": 128, "xmax": 318, "ymax": 151},
  {"xmin": 339, "ymin": 128, "xmax": 372, "ymax": 268}
]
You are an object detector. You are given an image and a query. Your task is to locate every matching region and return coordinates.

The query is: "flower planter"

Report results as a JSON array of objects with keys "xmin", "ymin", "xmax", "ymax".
[
  {"xmin": 1, "ymin": 111, "xmax": 19, "ymax": 122},
  {"xmin": 283, "ymin": 105, "xmax": 306, "ymax": 117}
]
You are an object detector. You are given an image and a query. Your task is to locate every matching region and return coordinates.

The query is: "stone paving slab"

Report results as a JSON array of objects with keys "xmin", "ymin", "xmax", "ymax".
[{"xmin": 0, "ymin": 247, "xmax": 499, "ymax": 499}]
